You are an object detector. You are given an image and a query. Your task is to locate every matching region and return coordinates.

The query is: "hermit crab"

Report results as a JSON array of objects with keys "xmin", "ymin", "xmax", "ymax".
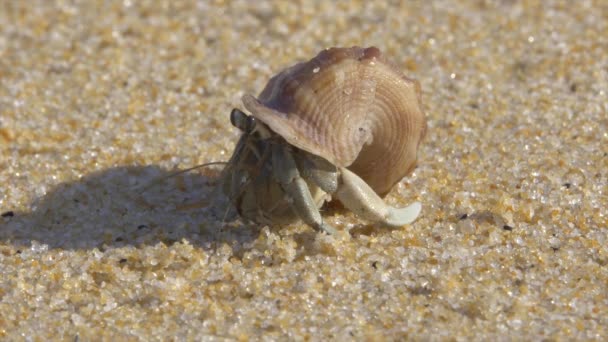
[{"xmin": 221, "ymin": 46, "xmax": 426, "ymax": 234}]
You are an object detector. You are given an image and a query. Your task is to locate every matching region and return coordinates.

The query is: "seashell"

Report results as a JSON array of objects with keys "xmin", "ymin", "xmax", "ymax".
[{"xmin": 242, "ymin": 46, "xmax": 426, "ymax": 196}]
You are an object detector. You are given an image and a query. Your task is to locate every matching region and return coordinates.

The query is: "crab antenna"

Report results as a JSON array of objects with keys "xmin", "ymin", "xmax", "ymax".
[{"xmin": 136, "ymin": 161, "xmax": 228, "ymax": 194}]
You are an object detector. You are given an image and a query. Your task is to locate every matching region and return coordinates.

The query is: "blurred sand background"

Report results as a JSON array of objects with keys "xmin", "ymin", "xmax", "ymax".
[{"xmin": 1, "ymin": 1, "xmax": 607, "ymax": 340}]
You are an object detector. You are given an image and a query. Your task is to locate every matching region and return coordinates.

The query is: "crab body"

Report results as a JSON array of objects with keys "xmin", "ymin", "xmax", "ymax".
[{"xmin": 221, "ymin": 46, "xmax": 427, "ymax": 234}]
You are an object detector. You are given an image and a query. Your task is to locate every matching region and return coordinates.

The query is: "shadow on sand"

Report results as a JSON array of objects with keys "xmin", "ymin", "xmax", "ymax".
[{"xmin": 0, "ymin": 165, "xmax": 264, "ymax": 251}]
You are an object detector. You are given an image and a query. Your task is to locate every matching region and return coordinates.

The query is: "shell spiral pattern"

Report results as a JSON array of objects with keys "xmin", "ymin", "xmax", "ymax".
[{"xmin": 243, "ymin": 46, "xmax": 426, "ymax": 196}]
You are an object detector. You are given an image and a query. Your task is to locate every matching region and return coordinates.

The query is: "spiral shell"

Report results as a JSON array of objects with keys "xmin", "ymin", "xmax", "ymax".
[{"xmin": 242, "ymin": 46, "xmax": 426, "ymax": 196}]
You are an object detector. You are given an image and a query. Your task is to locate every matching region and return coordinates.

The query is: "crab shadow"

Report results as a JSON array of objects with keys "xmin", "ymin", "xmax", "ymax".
[{"xmin": 0, "ymin": 165, "xmax": 263, "ymax": 251}]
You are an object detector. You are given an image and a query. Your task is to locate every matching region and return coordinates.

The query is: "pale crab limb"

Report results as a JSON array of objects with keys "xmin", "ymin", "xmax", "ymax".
[
  {"xmin": 272, "ymin": 144, "xmax": 337, "ymax": 234},
  {"xmin": 335, "ymin": 167, "xmax": 421, "ymax": 227},
  {"xmin": 294, "ymin": 152, "xmax": 339, "ymax": 194}
]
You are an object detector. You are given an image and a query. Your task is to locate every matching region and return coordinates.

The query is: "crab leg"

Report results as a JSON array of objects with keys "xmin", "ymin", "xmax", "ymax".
[
  {"xmin": 223, "ymin": 134, "xmax": 249, "ymax": 201},
  {"xmin": 272, "ymin": 144, "xmax": 337, "ymax": 234},
  {"xmin": 335, "ymin": 167, "xmax": 421, "ymax": 227},
  {"xmin": 294, "ymin": 152, "xmax": 338, "ymax": 195}
]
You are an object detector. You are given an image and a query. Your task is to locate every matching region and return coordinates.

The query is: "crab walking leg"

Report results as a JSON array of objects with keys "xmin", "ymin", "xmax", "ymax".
[
  {"xmin": 224, "ymin": 134, "xmax": 250, "ymax": 201},
  {"xmin": 335, "ymin": 167, "xmax": 421, "ymax": 227},
  {"xmin": 272, "ymin": 144, "xmax": 337, "ymax": 234}
]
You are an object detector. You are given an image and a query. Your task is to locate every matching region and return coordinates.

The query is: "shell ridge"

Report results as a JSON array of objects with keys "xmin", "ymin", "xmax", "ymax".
[
  {"xmin": 356, "ymin": 61, "xmax": 377, "ymax": 150},
  {"xmin": 242, "ymin": 46, "xmax": 426, "ymax": 195}
]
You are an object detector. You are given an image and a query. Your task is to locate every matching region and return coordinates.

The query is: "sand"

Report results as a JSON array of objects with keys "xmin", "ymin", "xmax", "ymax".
[{"xmin": 1, "ymin": 1, "xmax": 606, "ymax": 340}]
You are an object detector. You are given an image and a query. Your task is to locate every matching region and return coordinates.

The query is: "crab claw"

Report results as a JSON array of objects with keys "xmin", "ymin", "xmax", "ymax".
[
  {"xmin": 335, "ymin": 167, "xmax": 421, "ymax": 227},
  {"xmin": 384, "ymin": 202, "xmax": 421, "ymax": 226}
]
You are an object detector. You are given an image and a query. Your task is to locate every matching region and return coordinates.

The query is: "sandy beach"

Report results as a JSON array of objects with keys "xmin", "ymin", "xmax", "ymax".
[{"xmin": 1, "ymin": 1, "xmax": 606, "ymax": 340}]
